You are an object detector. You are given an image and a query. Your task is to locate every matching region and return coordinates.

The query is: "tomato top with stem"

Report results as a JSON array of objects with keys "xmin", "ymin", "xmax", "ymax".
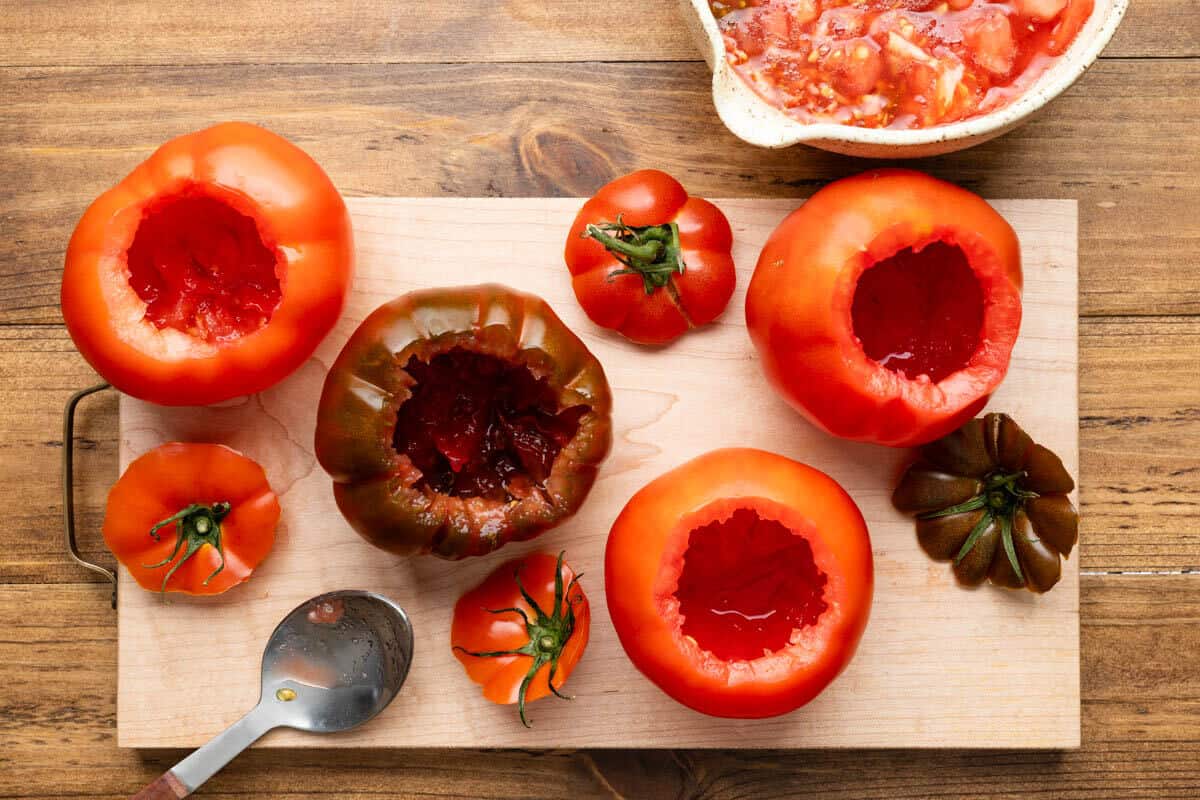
[{"xmin": 103, "ymin": 442, "xmax": 280, "ymax": 595}]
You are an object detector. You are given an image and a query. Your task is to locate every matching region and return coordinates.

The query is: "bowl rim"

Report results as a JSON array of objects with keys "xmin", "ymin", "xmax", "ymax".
[{"xmin": 688, "ymin": 0, "xmax": 1130, "ymax": 147}]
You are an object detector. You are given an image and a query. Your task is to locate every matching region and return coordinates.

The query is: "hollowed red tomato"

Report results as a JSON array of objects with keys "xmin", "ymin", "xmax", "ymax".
[
  {"xmin": 745, "ymin": 169, "xmax": 1022, "ymax": 447},
  {"xmin": 605, "ymin": 448, "xmax": 873, "ymax": 718},
  {"xmin": 61, "ymin": 122, "xmax": 353, "ymax": 406}
]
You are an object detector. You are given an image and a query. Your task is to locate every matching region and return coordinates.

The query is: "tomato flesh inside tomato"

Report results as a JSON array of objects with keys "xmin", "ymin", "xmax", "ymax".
[
  {"xmin": 850, "ymin": 241, "xmax": 984, "ymax": 384},
  {"xmin": 126, "ymin": 192, "xmax": 282, "ymax": 343},
  {"xmin": 393, "ymin": 349, "xmax": 589, "ymax": 501},
  {"xmin": 675, "ymin": 507, "xmax": 828, "ymax": 661}
]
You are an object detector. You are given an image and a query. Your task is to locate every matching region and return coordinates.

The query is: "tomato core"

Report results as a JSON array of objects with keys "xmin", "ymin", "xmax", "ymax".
[
  {"xmin": 126, "ymin": 192, "xmax": 282, "ymax": 343},
  {"xmin": 393, "ymin": 348, "xmax": 589, "ymax": 501},
  {"xmin": 675, "ymin": 508, "xmax": 828, "ymax": 661},
  {"xmin": 850, "ymin": 241, "xmax": 984, "ymax": 383}
]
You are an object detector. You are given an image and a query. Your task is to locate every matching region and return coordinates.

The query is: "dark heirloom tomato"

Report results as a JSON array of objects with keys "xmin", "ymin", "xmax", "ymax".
[
  {"xmin": 606, "ymin": 448, "xmax": 873, "ymax": 718},
  {"xmin": 746, "ymin": 169, "xmax": 1022, "ymax": 447},
  {"xmin": 894, "ymin": 413, "xmax": 1078, "ymax": 593},
  {"xmin": 62, "ymin": 122, "xmax": 353, "ymax": 406},
  {"xmin": 564, "ymin": 170, "xmax": 736, "ymax": 345},
  {"xmin": 315, "ymin": 285, "xmax": 612, "ymax": 560}
]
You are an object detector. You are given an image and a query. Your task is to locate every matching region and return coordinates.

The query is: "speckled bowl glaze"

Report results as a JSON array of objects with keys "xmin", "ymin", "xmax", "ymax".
[{"xmin": 682, "ymin": 0, "xmax": 1128, "ymax": 157}]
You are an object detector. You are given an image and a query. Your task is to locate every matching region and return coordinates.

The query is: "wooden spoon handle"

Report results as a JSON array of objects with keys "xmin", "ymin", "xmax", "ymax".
[{"xmin": 132, "ymin": 771, "xmax": 189, "ymax": 799}]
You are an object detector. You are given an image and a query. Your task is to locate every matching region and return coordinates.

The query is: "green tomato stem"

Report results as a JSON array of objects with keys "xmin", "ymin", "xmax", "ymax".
[
  {"xmin": 582, "ymin": 215, "xmax": 686, "ymax": 295},
  {"xmin": 144, "ymin": 501, "xmax": 231, "ymax": 595}
]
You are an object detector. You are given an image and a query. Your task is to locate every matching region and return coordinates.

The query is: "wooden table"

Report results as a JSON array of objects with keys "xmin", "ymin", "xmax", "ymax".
[{"xmin": 1, "ymin": 2, "xmax": 1197, "ymax": 797}]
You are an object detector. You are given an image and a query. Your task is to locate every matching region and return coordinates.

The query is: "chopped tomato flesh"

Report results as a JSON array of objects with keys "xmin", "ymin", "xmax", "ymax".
[
  {"xmin": 851, "ymin": 241, "xmax": 984, "ymax": 383},
  {"xmin": 675, "ymin": 508, "xmax": 828, "ymax": 661},
  {"xmin": 710, "ymin": 0, "xmax": 1093, "ymax": 128},
  {"xmin": 126, "ymin": 191, "xmax": 282, "ymax": 342},
  {"xmin": 393, "ymin": 349, "xmax": 588, "ymax": 501}
]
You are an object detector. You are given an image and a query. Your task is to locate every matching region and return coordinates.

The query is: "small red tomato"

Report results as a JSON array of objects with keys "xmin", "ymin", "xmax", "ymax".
[
  {"xmin": 564, "ymin": 169, "xmax": 736, "ymax": 345},
  {"xmin": 746, "ymin": 169, "xmax": 1023, "ymax": 447},
  {"xmin": 452, "ymin": 552, "xmax": 590, "ymax": 726},
  {"xmin": 103, "ymin": 443, "xmax": 281, "ymax": 595},
  {"xmin": 62, "ymin": 122, "xmax": 354, "ymax": 406},
  {"xmin": 606, "ymin": 448, "xmax": 873, "ymax": 718}
]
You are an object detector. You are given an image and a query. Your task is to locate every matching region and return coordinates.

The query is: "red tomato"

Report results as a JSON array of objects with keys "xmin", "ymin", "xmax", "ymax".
[
  {"xmin": 62, "ymin": 122, "xmax": 353, "ymax": 406},
  {"xmin": 564, "ymin": 170, "xmax": 736, "ymax": 345},
  {"xmin": 103, "ymin": 443, "xmax": 280, "ymax": 595},
  {"xmin": 606, "ymin": 448, "xmax": 873, "ymax": 718},
  {"xmin": 745, "ymin": 169, "xmax": 1022, "ymax": 448},
  {"xmin": 452, "ymin": 552, "xmax": 590, "ymax": 726}
]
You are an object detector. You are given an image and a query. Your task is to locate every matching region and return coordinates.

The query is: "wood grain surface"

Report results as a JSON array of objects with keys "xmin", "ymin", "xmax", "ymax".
[
  {"xmin": 1, "ymin": 0, "xmax": 1198, "ymax": 796},
  {"xmin": 117, "ymin": 198, "xmax": 1079, "ymax": 750}
]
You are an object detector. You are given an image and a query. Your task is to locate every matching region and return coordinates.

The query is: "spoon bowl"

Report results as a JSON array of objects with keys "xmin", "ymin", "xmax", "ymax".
[{"xmin": 260, "ymin": 591, "xmax": 414, "ymax": 734}]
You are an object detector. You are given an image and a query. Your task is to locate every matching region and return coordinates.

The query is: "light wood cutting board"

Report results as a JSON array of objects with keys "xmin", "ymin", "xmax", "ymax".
[{"xmin": 117, "ymin": 197, "xmax": 1079, "ymax": 749}]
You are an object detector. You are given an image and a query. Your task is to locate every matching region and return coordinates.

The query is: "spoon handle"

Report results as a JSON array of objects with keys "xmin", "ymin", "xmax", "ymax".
[
  {"xmin": 130, "ymin": 704, "xmax": 275, "ymax": 798},
  {"xmin": 130, "ymin": 772, "xmax": 188, "ymax": 800}
]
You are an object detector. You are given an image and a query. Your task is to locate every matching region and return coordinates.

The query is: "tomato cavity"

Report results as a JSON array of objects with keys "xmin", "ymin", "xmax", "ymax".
[
  {"xmin": 393, "ymin": 348, "xmax": 589, "ymax": 501},
  {"xmin": 676, "ymin": 508, "xmax": 828, "ymax": 661},
  {"xmin": 851, "ymin": 241, "xmax": 984, "ymax": 383},
  {"xmin": 126, "ymin": 192, "xmax": 282, "ymax": 343}
]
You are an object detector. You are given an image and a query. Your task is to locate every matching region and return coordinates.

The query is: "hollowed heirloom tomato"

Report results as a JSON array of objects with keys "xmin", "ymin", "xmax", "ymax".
[
  {"xmin": 606, "ymin": 448, "xmax": 873, "ymax": 718},
  {"xmin": 315, "ymin": 285, "xmax": 612, "ymax": 560},
  {"xmin": 894, "ymin": 413, "xmax": 1078, "ymax": 593},
  {"xmin": 103, "ymin": 443, "xmax": 280, "ymax": 595},
  {"xmin": 62, "ymin": 122, "xmax": 353, "ymax": 406},
  {"xmin": 564, "ymin": 170, "xmax": 736, "ymax": 345},
  {"xmin": 745, "ymin": 169, "xmax": 1022, "ymax": 447},
  {"xmin": 452, "ymin": 551, "xmax": 589, "ymax": 726}
]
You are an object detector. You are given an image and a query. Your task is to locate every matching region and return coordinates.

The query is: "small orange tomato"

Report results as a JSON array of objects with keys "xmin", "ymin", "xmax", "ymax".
[
  {"xmin": 451, "ymin": 552, "xmax": 590, "ymax": 726},
  {"xmin": 62, "ymin": 122, "xmax": 353, "ymax": 406},
  {"xmin": 103, "ymin": 443, "xmax": 281, "ymax": 595},
  {"xmin": 606, "ymin": 448, "xmax": 873, "ymax": 718}
]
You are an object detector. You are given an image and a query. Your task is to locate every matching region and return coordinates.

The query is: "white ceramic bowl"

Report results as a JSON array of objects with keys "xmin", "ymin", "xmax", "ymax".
[{"xmin": 681, "ymin": 0, "xmax": 1128, "ymax": 157}]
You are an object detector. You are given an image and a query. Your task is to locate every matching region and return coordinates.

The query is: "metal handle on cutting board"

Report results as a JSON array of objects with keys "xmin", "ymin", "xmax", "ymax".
[{"xmin": 62, "ymin": 382, "xmax": 118, "ymax": 607}]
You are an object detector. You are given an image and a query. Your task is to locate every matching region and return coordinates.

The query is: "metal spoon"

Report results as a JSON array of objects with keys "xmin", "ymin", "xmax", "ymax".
[{"xmin": 133, "ymin": 590, "xmax": 414, "ymax": 799}]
